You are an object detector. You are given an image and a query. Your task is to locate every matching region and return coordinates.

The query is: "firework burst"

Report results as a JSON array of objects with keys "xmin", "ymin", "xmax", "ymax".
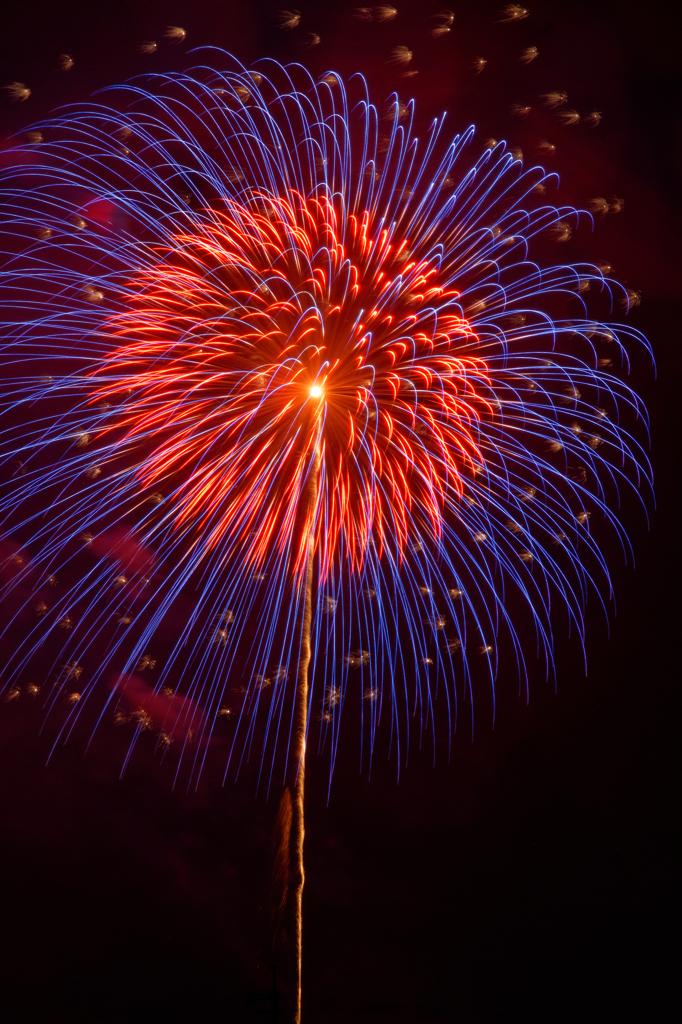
[{"xmin": 0, "ymin": 52, "xmax": 650, "ymax": 791}]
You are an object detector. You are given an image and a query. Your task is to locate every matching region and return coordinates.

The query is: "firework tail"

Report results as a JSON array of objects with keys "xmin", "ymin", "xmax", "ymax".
[
  {"xmin": 292, "ymin": 531, "xmax": 313, "ymax": 1023},
  {"xmin": 273, "ymin": 446, "xmax": 319, "ymax": 1023}
]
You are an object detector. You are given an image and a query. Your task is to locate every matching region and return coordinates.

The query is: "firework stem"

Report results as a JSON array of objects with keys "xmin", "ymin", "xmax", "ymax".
[{"xmin": 284, "ymin": 445, "xmax": 319, "ymax": 1023}]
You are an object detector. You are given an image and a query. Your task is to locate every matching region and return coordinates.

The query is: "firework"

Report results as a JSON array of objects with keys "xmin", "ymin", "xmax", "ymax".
[
  {"xmin": 0, "ymin": 54, "xmax": 651, "ymax": 1016},
  {"xmin": 0, "ymin": 50, "xmax": 651, "ymax": 779}
]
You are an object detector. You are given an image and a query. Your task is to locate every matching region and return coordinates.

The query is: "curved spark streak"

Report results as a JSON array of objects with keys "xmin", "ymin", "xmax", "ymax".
[{"xmin": 0, "ymin": 52, "xmax": 651, "ymax": 787}]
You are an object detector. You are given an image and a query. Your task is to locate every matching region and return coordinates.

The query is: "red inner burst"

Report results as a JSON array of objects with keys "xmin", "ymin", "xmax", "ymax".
[{"xmin": 90, "ymin": 192, "xmax": 494, "ymax": 578}]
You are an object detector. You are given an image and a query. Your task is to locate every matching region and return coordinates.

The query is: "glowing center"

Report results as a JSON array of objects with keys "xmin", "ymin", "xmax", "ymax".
[{"xmin": 309, "ymin": 385, "xmax": 323, "ymax": 398}]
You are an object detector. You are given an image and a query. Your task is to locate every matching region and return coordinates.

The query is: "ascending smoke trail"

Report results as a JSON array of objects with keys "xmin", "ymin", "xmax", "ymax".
[
  {"xmin": 286, "ymin": 445, "xmax": 319, "ymax": 1023},
  {"xmin": 0, "ymin": 50, "xmax": 651, "ymax": 1017}
]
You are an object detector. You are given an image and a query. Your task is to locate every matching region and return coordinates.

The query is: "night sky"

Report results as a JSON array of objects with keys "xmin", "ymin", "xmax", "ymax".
[{"xmin": 0, "ymin": 1, "xmax": 677, "ymax": 1021}]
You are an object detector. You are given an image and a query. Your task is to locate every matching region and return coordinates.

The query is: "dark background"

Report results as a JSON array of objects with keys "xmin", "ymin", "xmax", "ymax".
[{"xmin": 0, "ymin": 1, "xmax": 678, "ymax": 1021}]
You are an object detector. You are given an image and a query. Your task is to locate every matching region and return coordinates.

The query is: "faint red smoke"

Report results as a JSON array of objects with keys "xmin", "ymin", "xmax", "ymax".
[
  {"xmin": 114, "ymin": 673, "xmax": 199, "ymax": 737},
  {"xmin": 90, "ymin": 528, "xmax": 155, "ymax": 574}
]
